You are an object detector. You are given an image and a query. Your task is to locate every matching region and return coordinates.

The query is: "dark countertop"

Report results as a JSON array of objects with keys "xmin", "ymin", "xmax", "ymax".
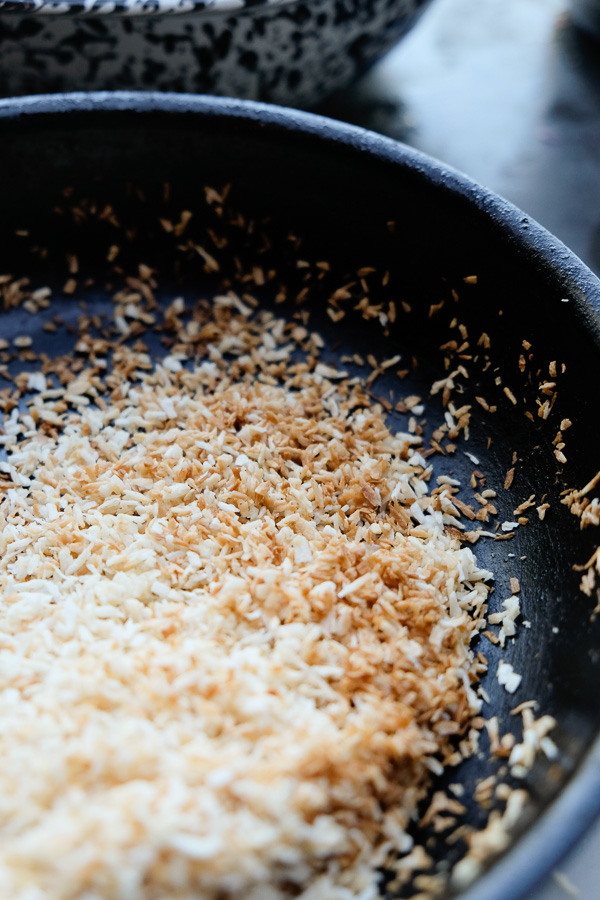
[{"xmin": 319, "ymin": 1, "xmax": 600, "ymax": 896}]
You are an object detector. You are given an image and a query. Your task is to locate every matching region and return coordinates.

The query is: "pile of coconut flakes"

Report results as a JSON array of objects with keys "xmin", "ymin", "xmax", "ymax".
[{"xmin": 0, "ymin": 295, "xmax": 501, "ymax": 900}]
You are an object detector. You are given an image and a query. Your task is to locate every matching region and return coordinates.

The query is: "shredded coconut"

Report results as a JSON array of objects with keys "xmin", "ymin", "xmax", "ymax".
[{"xmin": 0, "ymin": 304, "xmax": 494, "ymax": 900}]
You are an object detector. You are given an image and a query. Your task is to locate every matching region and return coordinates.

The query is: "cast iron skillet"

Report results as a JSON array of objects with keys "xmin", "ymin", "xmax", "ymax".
[{"xmin": 1, "ymin": 92, "xmax": 600, "ymax": 900}]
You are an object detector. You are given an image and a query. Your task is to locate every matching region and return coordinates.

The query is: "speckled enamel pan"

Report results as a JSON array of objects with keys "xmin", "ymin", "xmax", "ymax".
[
  {"xmin": 0, "ymin": 0, "xmax": 429, "ymax": 104},
  {"xmin": 1, "ymin": 92, "xmax": 600, "ymax": 900}
]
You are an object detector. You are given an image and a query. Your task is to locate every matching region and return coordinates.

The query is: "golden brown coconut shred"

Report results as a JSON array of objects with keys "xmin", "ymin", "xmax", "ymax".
[{"xmin": 0, "ymin": 303, "xmax": 493, "ymax": 900}]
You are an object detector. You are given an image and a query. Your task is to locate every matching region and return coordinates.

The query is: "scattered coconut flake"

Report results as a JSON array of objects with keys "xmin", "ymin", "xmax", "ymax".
[
  {"xmin": 497, "ymin": 661, "xmax": 522, "ymax": 694},
  {"xmin": 26, "ymin": 372, "xmax": 47, "ymax": 392}
]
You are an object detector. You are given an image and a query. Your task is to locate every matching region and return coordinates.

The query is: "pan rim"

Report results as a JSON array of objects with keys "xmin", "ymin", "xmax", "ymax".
[{"xmin": 0, "ymin": 89, "xmax": 599, "ymax": 900}]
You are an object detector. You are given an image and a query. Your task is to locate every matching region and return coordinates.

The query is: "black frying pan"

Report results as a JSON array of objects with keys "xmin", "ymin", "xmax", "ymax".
[{"xmin": 1, "ymin": 92, "xmax": 600, "ymax": 900}]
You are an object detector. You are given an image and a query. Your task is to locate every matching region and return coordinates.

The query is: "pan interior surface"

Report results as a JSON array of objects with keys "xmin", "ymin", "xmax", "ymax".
[{"xmin": 0, "ymin": 94, "xmax": 600, "ymax": 900}]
